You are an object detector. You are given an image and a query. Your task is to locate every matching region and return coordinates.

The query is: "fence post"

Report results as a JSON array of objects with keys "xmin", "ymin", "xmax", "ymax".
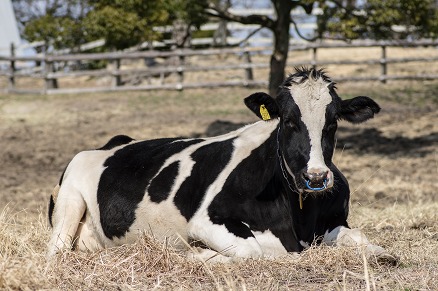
[
  {"xmin": 159, "ymin": 72, "xmax": 164, "ymax": 85},
  {"xmin": 44, "ymin": 60, "xmax": 58, "ymax": 92},
  {"xmin": 8, "ymin": 43, "xmax": 16, "ymax": 91},
  {"xmin": 380, "ymin": 45, "xmax": 387, "ymax": 83},
  {"xmin": 112, "ymin": 58, "xmax": 121, "ymax": 87},
  {"xmin": 176, "ymin": 53, "xmax": 184, "ymax": 90},
  {"xmin": 243, "ymin": 49, "xmax": 253, "ymax": 85},
  {"xmin": 43, "ymin": 43, "xmax": 58, "ymax": 93},
  {"xmin": 311, "ymin": 47, "xmax": 317, "ymax": 70}
]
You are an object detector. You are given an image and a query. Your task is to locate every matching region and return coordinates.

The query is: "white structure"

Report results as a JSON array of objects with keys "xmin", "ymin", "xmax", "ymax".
[{"xmin": 0, "ymin": 0, "xmax": 21, "ymax": 56}]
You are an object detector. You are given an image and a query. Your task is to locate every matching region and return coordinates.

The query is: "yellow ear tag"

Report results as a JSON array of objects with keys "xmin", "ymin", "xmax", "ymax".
[{"xmin": 260, "ymin": 104, "xmax": 271, "ymax": 121}]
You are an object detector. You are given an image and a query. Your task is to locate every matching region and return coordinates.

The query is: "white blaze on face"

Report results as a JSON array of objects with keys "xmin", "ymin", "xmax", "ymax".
[{"xmin": 289, "ymin": 76, "xmax": 332, "ymax": 175}]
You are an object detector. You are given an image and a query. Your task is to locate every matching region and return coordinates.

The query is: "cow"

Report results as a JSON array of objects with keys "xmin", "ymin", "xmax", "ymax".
[{"xmin": 47, "ymin": 67, "xmax": 396, "ymax": 264}]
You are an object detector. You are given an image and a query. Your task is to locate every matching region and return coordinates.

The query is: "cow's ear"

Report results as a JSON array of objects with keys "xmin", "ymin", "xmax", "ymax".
[
  {"xmin": 339, "ymin": 96, "xmax": 380, "ymax": 124},
  {"xmin": 244, "ymin": 92, "xmax": 279, "ymax": 120}
]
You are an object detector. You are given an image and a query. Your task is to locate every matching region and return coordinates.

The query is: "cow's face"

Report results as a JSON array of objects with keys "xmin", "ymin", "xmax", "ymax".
[{"xmin": 245, "ymin": 68, "xmax": 380, "ymax": 193}]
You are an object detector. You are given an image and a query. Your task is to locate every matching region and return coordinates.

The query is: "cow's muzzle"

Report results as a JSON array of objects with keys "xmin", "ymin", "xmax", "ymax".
[{"xmin": 302, "ymin": 169, "xmax": 333, "ymax": 192}]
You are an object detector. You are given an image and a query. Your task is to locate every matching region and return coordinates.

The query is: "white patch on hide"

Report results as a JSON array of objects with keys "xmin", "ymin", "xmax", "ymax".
[
  {"xmin": 289, "ymin": 77, "xmax": 331, "ymax": 173},
  {"xmin": 253, "ymin": 229, "xmax": 288, "ymax": 257}
]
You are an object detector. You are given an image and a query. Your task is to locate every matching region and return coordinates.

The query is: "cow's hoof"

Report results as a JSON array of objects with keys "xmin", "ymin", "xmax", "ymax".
[
  {"xmin": 368, "ymin": 249, "xmax": 399, "ymax": 266},
  {"xmin": 187, "ymin": 247, "xmax": 233, "ymax": 263},
  {"xmin": 375, "ymin": 252, "xmax": 399, "ymax": 266},
  {"xmin": 366, "ymin": 245, "xmax": 399, "ymax": 266}
]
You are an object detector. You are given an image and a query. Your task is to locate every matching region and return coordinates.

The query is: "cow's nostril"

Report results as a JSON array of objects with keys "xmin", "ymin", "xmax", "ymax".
[{"xmin": 304, "ymin": 170, "xmax": 329, "ymax": 190}]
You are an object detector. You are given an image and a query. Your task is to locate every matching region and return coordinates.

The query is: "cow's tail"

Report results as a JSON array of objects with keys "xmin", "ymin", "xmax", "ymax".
[
  {"xmin": 48, "ymin": 167, "xmax": 66, "ymax": 228},
  {"xmin": 48, "ymin": 184, "xmax": 60, "ymax": 227}
]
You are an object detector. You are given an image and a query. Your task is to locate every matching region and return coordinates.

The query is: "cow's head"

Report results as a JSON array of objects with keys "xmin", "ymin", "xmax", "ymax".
[{"xmin": 244, "ymin": 67, "xmax": 380, "ymax": 193}]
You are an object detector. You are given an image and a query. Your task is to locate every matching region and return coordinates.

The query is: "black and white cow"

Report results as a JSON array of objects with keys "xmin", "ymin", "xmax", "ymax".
[{"xmin": 47, "ymin": 67, "xmax": 395, "ymax": 263}]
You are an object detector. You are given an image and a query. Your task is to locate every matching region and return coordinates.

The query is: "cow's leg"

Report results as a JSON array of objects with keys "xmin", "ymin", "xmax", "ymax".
[
  {"xmin": 188, "ymin": 216, "xmax": 263, "ymax": 259},
  {"xmin": 322, "ymin": 226, "xmax": 397, "ymax": 264},
  {"xmin": 252, "ymin": 230, "xmax": 290, "ymax": 258},
  {"xmin": 47, "ymin": 183, "xmax": 86, "ymax": 258},
  {"xmin": 72, "ymin": 214, "xmax": 103, "ymax": 252}
]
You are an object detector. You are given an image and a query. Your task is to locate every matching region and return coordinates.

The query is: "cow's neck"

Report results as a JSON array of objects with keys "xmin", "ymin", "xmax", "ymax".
[
  {"xmin": 235, "ymin": 120, "xmax": 283, "ymax": 200},
  {"xmin": 276, "ymin": 146, "xmax": 311, "ymax": 211},
  {"xmin": 236, "ymin": 123, "xmax": 324, "ymax": 250},
  {"xmin": 244, "ymin": 123, "xmax": 303, "ymax": 200},
  {"xmin": 273, "ymin": 126, "xmax": 304, "ymax": 202},
  {"xmin": 273, "ymin": 127, "xmax": 325, "ymax": 239}
]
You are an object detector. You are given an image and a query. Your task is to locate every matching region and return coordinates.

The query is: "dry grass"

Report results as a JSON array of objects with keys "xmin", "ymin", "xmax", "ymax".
[{"xmin": 1, "ymin": 202, "xmax": 437, "ymax": 290}]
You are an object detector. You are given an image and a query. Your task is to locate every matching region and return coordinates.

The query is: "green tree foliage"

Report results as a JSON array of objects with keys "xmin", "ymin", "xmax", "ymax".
[
  {"xmin": 17, "ymin": 0, "xmax": 207, "ymax": 51},
  {"xmin": 167, "ymin": 0, "xmax": 208, "ymax": 29},
  {"xmin": 318, "ymin": 0, "xmax": 438, "ymax": 40},
  {"xmin": 84, "ymin": 0, "xmax": 170, "ymax": 50},
  {"xmin": 24, "ymin": 14, "xmax": 87, "ymax": 50},
  {"xmin": 14, "ymin": 0, "xmax": 90, "ymax": 50}
]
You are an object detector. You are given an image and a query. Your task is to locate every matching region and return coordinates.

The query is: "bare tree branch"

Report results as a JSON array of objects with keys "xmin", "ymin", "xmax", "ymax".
[
  {"xmin": 298, "ymin": 2, "xmax": 314, "ymax": 15},
  {"xmin": 206, "ymin": 4, "xmax": 275, "ymax": 30},
  {"xmin": 234, "ymin": 26, "xmax": 263, "ymax": 47},
  {"xmin": 290, "ymin": 17, "xmax": 318, "ymax": 42},
  {"xmin": 329, "ymin": 0, "xmax": 351, "ymax": 11}
]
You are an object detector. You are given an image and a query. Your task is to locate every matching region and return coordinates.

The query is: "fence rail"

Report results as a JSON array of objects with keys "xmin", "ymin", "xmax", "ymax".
[{"xmin": 1, "ymin": 39, "xmax": 437, "ymax": 95}]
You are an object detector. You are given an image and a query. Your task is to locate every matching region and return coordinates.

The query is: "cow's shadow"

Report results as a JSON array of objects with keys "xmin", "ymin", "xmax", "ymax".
[
  {"xmin": 204, "ymin": 120, "xmax": 247, "ymax": 137},
  {"xmin": 336, "ymin": 126, "xmax": 436, "ymax": 157},
  {"xmin": 203, "ymin": 120, "xmax": 436, "ymax": 157}
]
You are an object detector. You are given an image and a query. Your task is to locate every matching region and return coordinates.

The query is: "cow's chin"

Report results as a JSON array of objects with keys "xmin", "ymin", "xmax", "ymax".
[
  {"xmin": 303, "ymin": 185, "xmax": 333, "ymax": 194},
  {"xmin": 300, "ymin": 173, "xmax": 334, "ymax": 194}
]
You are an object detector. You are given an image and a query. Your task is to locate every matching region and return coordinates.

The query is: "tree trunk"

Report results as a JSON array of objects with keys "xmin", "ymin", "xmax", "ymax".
[{"xmin": 268, "ymin": 1, "xmax": 293, "ymax": 96}]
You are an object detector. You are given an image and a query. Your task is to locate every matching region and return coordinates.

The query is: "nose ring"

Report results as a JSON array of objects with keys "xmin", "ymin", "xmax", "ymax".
[{"xmin": 305, "ymin": 179, "xmax": 327, "ymax": 191}]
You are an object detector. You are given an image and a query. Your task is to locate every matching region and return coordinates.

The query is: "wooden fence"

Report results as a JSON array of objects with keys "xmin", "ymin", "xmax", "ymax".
[{"xmin": 1, "ymin": 39, "xmax": 437, "ymax": 94}]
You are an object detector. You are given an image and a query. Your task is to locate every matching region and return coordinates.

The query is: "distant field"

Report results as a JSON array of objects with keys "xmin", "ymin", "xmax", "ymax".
[{"xmin": 0, "ymin": 76, "xmax": 437, "ymax": 289}]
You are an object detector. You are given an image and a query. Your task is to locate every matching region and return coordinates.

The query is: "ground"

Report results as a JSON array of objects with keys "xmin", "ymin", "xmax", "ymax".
[{"xmin": 0, "ymin": 80, "xmax": 437, "ymax": 290}]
